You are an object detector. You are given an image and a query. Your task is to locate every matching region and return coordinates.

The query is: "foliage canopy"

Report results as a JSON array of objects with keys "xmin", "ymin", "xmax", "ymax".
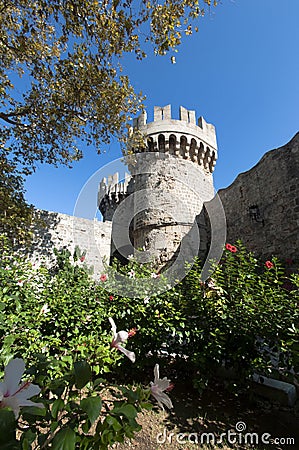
[
  {"xmin": 0, "ymin": 0, "xmax": 216, "ymax": 243},
  {"xmin": 0, "ymin": 0, "xmax": 216, "ymax": 172}
]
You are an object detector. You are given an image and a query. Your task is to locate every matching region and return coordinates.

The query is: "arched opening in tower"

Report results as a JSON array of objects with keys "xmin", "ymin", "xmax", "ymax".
[
  {"xmin": 158, "ymin": 134, "xmax": 165, "ymax": 152},
  {"xmin": 180, "ymin": 135, "xmax": 187, "ymax": 158},
  {"xmin": 169, "ymin": 134, "xmax": 176, "ymax": 154}
]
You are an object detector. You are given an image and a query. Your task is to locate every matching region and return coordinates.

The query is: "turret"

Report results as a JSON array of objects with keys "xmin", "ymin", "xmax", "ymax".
[
  {"xmin": 98, "ymin": 105, "xmax": 218, "ymax": 269},
  {"xmin": 132, "ymin": 105, "xmax": 217, "ymax": 173}
]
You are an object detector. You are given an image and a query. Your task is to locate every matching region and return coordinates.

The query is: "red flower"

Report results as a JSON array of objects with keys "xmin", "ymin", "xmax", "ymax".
[
  {"xmin": 225, "ymin": 243, "xmax": 237, "ymax": 253},
  {"xmin": 80, "ymin": 256, "xmax": 85, "ymax": 262},
  {"xmin": 100, "ymin": 274, "xmax": 108, "ymax": 282},
  {"xmin": 109, "ymin": 295, "xmax": 114, "ymax": 301},
  {"xmin": 265, "ymin": 261, "xmax": 274, "ymax": 269},
  {"xmin": 128, "ymin": 327, "xmax": 137, "ymax": 338},
  {"xmin": 165, "ymin": 382, "xmax": 175, "ymax": 392}
]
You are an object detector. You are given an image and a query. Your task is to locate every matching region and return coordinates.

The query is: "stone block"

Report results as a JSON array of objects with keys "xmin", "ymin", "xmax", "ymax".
[{"xmin": 252, "ymin": 373, "xmax": 297, "ymax": 406}]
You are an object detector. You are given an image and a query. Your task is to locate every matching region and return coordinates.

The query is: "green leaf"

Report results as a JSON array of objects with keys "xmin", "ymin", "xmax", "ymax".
[
  {"xmin": 74, "ymin": 360, "xmax": 92, "ymax": 389},
  {"xmin": 105, "ymin": 415, "xmax": 122, "ymax": 431},
  {"xmin": 51, "ymin": 399, "xmax": 65, "ymax": 419},
  {"xmin": 112, "ymin": 404, "xmax": 137, "ymax": 419},
  {"xmin": 21, "ymin": 428, "xmax": 37, "ymax": 450},
  {"xmin": 0, "ymin": 409, "xmax": 16, "ymax": 444},
  {"xmin": 52, "ymin": 428, "xmax": 77, "ymax": 450},
  {"xmin": 80, "ymin": 397, "xmax": 102, "ymax": 424},
  {"xmin": 140, "ymin": 402, "xmax": 152, "ymax": 411},
  {"xmin": 21, "ymin": 405, "xmax": 46, "ymax": 417}
]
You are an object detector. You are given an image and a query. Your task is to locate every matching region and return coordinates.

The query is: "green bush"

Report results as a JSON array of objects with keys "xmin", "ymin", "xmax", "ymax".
[
  {"xmin": 103, "ymin": 242, "xmax": 299, "ymax": 389},
  {"xmin": 0, "ymin": 238, "xmax": 298, "ymax": 447}
]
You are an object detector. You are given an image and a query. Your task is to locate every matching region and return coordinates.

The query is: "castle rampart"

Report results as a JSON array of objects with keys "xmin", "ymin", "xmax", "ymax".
[
  {"xmin": 98, "ymin": 172, "xmax": 132, "ymax": 221},
  {"xmin": 133, "ymin": 105, "xmax": 217, "ymax": 173},
  {"xmin": 219, "ymin": 132, "xmax": 299, "ymax": 263}
]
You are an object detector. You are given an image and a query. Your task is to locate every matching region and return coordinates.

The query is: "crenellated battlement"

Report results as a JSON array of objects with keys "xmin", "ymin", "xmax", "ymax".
[
  {"xmin": 98, "ymin": 172, "xmax": 132, "ymax": 221},
  {"xmin": 132, "ymin": 105, "xmax": 217, "ymax": 173}
]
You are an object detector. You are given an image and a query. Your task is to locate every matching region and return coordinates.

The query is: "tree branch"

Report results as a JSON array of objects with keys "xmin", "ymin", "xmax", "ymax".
[{"xmin": 0, "ymin": 112, "xmax": 28, "ymax": 127}]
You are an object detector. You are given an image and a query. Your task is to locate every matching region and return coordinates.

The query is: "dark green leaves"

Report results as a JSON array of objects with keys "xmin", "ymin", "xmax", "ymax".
[
  {"xmin": 74, "ymin": 360, "xmax": 92, "ymax": 389},
  {"xmin": 0, "ymin": 409, "xmax": 16, "ymax": 445},
  {"xmin": 80, "ymin": 396, "xmax": 102, "ymax": 424},
  {"xmin": 52, "ymin": 428, "xmax": 76, "ymax": 450}
]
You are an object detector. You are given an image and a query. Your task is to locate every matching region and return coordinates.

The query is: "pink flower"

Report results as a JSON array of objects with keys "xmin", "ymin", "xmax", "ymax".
[
  {"xmin": 109, "ymin": 295, "xmax": 114, "ymax": 301},
  {"xmin": 100, "ymin": 274, "xmax": 108, "ymax": 282},
  {"xmin": 128, "ymin": 328, "xmax": 137, "ymax": 338},
  {"xmin": 109, "ymin": 318, "xmax": 135, "ymax": 363},
  {"xmin": 151, "ymin": 273, "xmax": 160, "ymax": 279},
  {"xmin": 165, "ymin": 382, "xmax": 175, "ymax": 392},
  {"xmin": 0, "ymin": 359, "xmax": 44, "ymax": 418},
  {"xmin": 265, "ymin": 261, "xmax": 274, "ymax": 269},
  {"xmin": 150, "ymin": 364, "xmax": 173, "ymax": 410},
  {"xmin": 40, "ymin": 303, "xmax": 50, "ymax": 315}
]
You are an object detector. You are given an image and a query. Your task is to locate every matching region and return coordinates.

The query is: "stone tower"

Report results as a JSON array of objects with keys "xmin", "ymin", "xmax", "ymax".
[{"xmin": 99, "ymin": 105, "xmax": 218, "ymax": 269}]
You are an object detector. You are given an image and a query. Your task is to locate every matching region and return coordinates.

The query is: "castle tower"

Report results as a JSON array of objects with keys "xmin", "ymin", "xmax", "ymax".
[
  {"xmin": 129, "ymin": 105, "xmax": 218, "ymax": 267},
  {"xmin": 98, "ymin": 172, "xmax": 132, "ymax": 222}
]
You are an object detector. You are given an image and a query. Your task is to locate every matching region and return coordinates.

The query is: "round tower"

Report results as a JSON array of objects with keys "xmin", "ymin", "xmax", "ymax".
[{"xmin": 129, "ymin": 104, "xmax": 218, "ymax": 267}]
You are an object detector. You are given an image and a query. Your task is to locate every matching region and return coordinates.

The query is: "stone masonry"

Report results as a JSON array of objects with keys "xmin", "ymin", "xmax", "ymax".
[
  {"xmin": 28, "ymin": 210, "xmax": 112, "ymax": 276},
  {"xmin": 218, "ymin": 132, "xmax": 299, "ymax": 262},
  {"xmin": 99, "ymin": 105, "xmax": 218, "ymax": 268},
  {"xmin": 26, "ymin": 108, "xmax": 299, "ymax": 276}
]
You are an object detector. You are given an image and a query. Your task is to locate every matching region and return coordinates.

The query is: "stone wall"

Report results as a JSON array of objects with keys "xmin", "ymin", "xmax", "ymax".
[
  {"xmin": 28, "ymin": 210, "xmax": 112, "ymax": 277},
  {"xmin": 131, "ymin": 152, "xmax": 215, "ymax": 265},
  {"xmin": 218, "ymin": 133, "xmax": 299, "ymax": 262}
]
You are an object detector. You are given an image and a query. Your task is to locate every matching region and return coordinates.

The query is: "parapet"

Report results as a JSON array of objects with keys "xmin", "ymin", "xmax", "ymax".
[
  {"xmin": 132, "ymin": 105, "xmax": 217, "ymax": 173},
  {"xmin": 98, "ymin": 172, "xmax": 132, "ymax": 221}
]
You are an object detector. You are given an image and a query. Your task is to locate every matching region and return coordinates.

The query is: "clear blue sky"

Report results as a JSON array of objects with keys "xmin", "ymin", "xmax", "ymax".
[{"xmin": 24, "ymin": 0, "xmax": 299, "ymax": 219}]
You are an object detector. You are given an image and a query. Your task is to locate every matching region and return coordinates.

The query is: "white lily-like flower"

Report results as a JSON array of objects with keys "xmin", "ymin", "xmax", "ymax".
[
  {"xmin": 150, "ymin": 364, "xmax": 173, "ymax": 410},
  {"xmin": 40, "ymin": 303, "xmax": 50, "ymax": 315},
  {"xmin": 0, "ymin": 358, "xmax": 44, "ymax": 418},
  {"xmin": 109, "ymin": 317, "xmax": 136, "ymax": 363}
]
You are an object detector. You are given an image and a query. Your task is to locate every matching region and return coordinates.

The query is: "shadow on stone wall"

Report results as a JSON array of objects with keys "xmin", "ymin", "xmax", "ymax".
[
  {"xmin": 26, "ymin": 209, "xmax": 62, "ymax": 260},
  {"xmin": 160, "ymin": 205, "xmax": 212, "ymax": 280}
]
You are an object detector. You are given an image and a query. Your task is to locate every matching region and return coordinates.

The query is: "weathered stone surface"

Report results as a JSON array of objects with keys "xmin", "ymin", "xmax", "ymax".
[
  {"xmin": 219, "ymin": 133, "xmax": 299, "ymax": 262},
  {"xmin": 99, "ymin": 106, "xmax": 218, "ymax": 268},
  {"xmin": 25, "ymin": 106, "xmax": 299, "ymax": 275},
  {"xmin": 252, "ymin": 373, "xmax": 297, "ymax": 406},
  {"xmin": 28, "ymin": 210, "xmax": 112, "ymax": 278}
]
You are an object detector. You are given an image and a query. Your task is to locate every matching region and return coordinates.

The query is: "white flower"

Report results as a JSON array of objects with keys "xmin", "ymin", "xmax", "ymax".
[
  {"xmin": 128, "ymin": 270, "xmax": 135, "ymax": 279},
  {"xmin": 40, "ymin": 303, "xmax": 50, "ymax": 315},
  {"xmin": 150, "ymin": 364, "xmax": 173, "ymax": 410},
  {"xmin": 109, "ymin": 318, "xmax": 136, "ymax": 363},
  {"xmin": 144, "ymin": 297, "xmax": 150, "ymax": 304},
  {"xmin": 151, "ymin": 273, "xmax": 159, "ymax": 279},
  {"xmin": 0, "ymin": 358, "xmax": 44, "ymax": 418},
  {"xmin": 17, "ymin": 280, "xmax": 24, "ymax": 287}
]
